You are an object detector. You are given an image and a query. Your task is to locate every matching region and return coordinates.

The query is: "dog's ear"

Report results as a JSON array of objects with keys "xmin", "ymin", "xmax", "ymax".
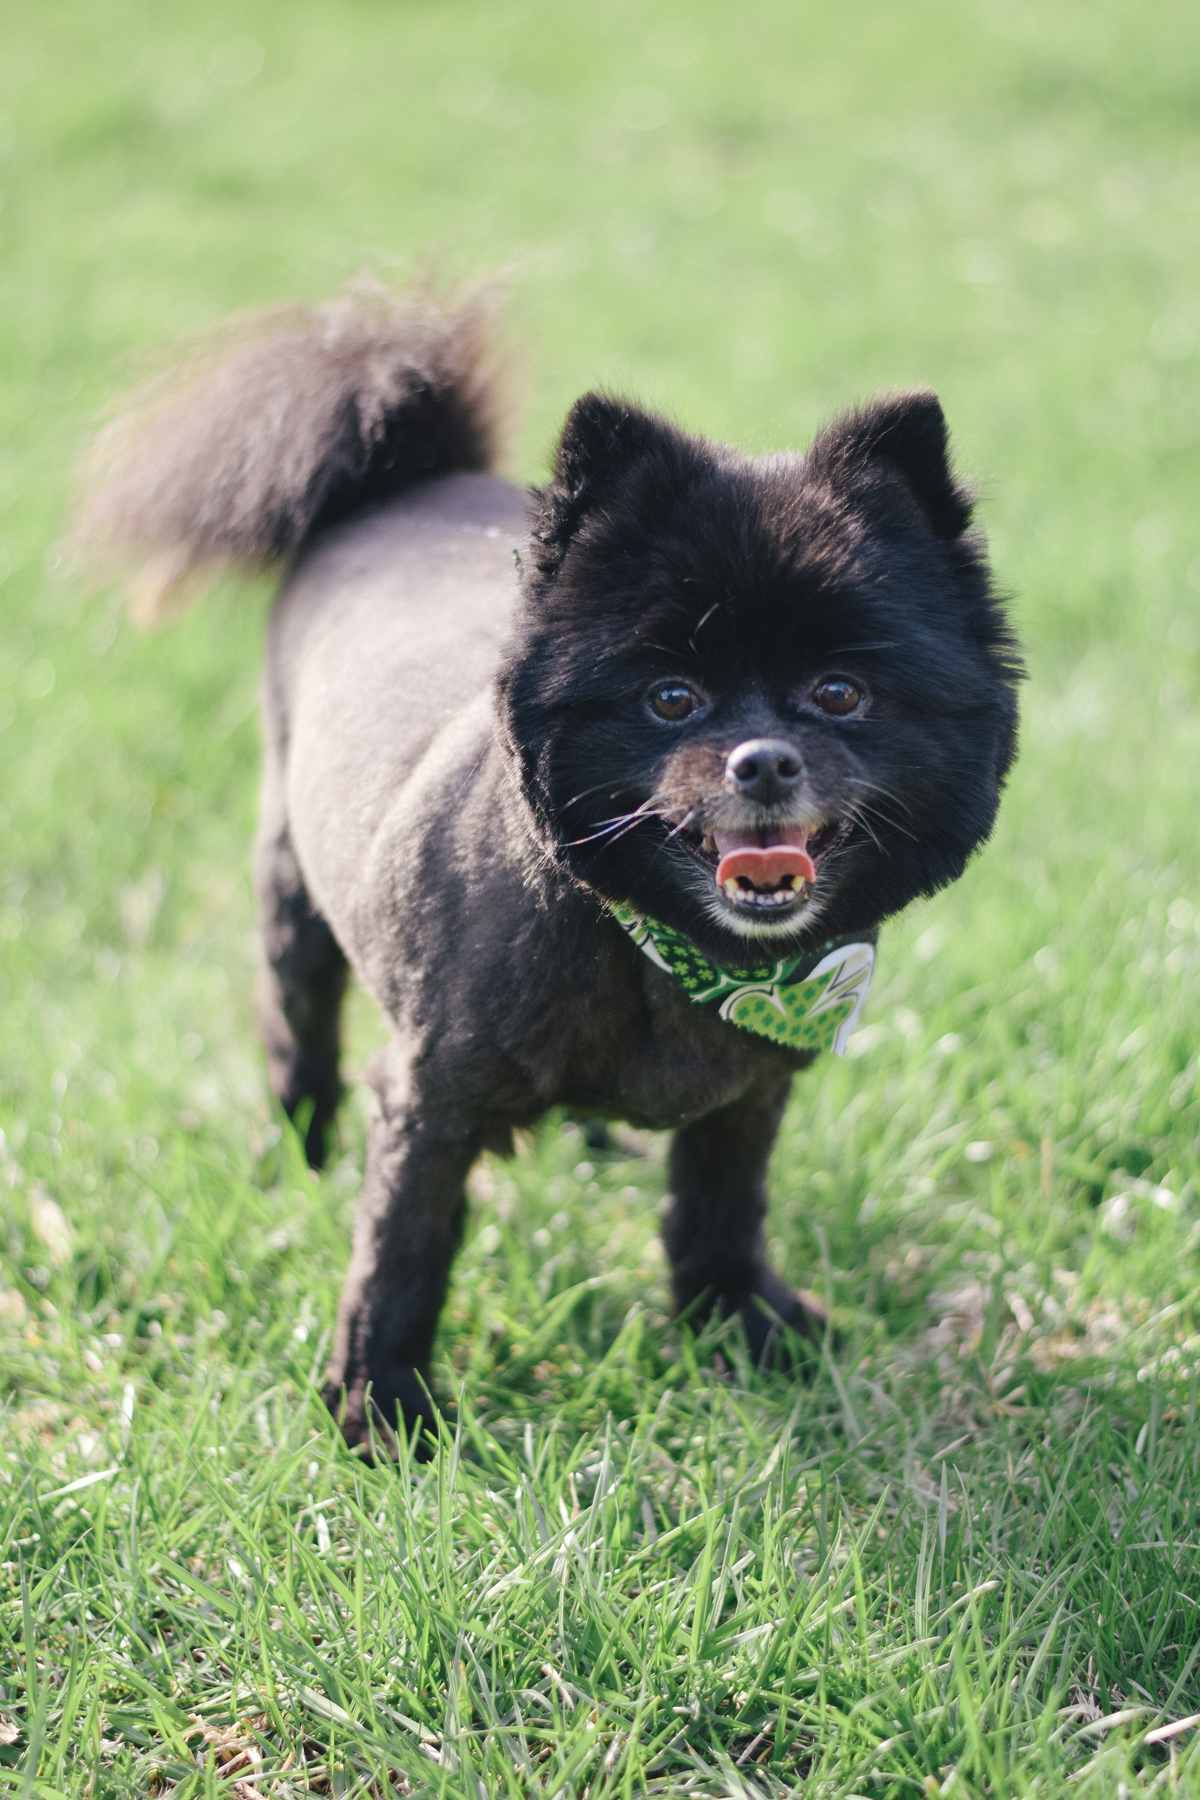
[
  {"xmin": 809, "ymin": 390, "xmax": 972, "ymax": 540},
  {"xmin": 530, "ymin": 393, "xmax": 672, "ymax": 574}
]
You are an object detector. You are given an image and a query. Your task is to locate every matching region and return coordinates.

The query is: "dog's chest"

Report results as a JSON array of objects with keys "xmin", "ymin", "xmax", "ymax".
[{"xmin": 513, "ymin": 938, "xmax": 815, "ymax": 1129}]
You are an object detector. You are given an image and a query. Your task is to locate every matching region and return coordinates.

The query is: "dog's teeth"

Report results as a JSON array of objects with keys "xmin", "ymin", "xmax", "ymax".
[{"xmin": 722, "ymin": 874, "xmax": 810, "ymax": 909}]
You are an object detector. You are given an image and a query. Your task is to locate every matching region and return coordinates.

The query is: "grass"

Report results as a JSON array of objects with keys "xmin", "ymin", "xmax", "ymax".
[{"xmin": 2, "ymin": 0, "xmax": 1200, "ymax": 1791}]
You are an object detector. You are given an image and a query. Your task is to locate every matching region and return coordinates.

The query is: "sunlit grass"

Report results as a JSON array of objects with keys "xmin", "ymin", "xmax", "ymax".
[{"xmin": 2, "ymin": 0, "xmax": 1200, "ymax": 1791}]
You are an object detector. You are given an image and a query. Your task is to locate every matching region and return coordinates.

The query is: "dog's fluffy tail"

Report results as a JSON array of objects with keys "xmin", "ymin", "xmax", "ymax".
[{"xmin": 73, "ymin": 279, "xmax": 500, "ymax": 619}]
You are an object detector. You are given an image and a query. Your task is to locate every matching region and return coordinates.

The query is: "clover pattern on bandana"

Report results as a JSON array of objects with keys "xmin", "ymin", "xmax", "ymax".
[
  {"xmin": 609, "ymin": 903, "xmax": 874, "ymax": 1057},
  {"xmin": 723, "ymin": 973, "xmax": 851, "ymax": 1052}
]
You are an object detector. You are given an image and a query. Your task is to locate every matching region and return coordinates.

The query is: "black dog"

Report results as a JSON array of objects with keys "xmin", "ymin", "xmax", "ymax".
[{"xmin": 78, "ymin": 286, "xmax": 1020, "ymax": 1452}]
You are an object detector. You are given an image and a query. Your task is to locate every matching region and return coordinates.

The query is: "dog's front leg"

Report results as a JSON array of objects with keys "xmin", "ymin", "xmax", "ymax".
[
  {"xmin": 323, "ymin": 1064, "xmax": 479, "ymax": 1456},
  {"xmin": 662, "ymin": 1076, "xmax": 828, "ymax": 1364}
]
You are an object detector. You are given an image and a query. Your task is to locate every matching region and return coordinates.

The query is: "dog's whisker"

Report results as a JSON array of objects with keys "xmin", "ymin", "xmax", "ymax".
[
  {"xmin": 859, "ymin": 792, "xmax": 918, "ymax": 830},
  {"xmin": 853, "ymin": 774, "xmax": 920, "ymax": 822},
  {"xmin": 846, "ymin": 804, "xmax": 899, "ymax": 851},
  {"xmin": 567, "ymin": 793, "xmax": 692, "ymax": 848},
  {"xmin": 564, "ymin": 778, "xmax": 634, "ymax": 811},
  {"xmin": 848, "ymin": 792, "xmax": 920, "ymax": 844},
  {"xmin": 687, "ymin": 602, "xmax": 720, "ymax": 658},
  {"xmin": 663, "ymin": 808, "xmax": 701, "ymax": 842},
  {"xmin": 813, "ymin": 638, "xmax": 902, "ymax": 658},
  {"xmin": 565, "ymin": 809, "xmax": 660, "ymax": 846},
  {"xmin": 844, "ymin": 807, "xmax": 886, "ymax": 853}
]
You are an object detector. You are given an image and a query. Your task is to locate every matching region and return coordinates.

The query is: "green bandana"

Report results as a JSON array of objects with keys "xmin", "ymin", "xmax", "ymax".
[{"xmin": 610, "ymin": 902, "xmax": 874, "ymax": 1056}]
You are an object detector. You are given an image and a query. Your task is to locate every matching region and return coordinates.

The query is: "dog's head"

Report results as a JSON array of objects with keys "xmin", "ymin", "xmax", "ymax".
[{"xmin": 498, "ymin": 390, "xmax": 1021, "ymax": 964}]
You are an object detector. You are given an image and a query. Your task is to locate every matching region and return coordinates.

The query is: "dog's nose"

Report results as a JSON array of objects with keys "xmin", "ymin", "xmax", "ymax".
[{"xmin": 724, "ymin": 738, "xmax": 804, "ymax": 804}]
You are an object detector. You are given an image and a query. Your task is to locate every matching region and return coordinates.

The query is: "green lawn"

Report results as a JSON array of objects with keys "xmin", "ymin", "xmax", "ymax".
[{"xmin": 2, "ymin": 0, "xmax": 1200, "ymax": 1792}]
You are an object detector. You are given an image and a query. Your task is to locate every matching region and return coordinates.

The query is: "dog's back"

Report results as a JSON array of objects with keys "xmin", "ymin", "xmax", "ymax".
[{"xmin": 265, "ymin": 470, "xmax": 525, "ymax": 932}]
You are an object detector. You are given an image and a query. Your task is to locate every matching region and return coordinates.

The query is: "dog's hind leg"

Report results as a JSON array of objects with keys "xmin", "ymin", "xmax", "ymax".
[
  {"xmin": 662, "ymin": 1076, "xmax": 829, "ymax": 1366},
  {"xmin": 255, "ymin": 785, "xmax": 349, "ymax": 1171},
  {"xmin": 322, "ymin": 1046, "xmax": 480, "ymax": 1456}
]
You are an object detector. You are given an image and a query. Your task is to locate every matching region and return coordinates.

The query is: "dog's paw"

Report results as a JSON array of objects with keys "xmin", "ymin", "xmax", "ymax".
[
  {"xmin": 740, "ymin": 1272, "xmax": 834, "ymax": 1370},
  {"xmin": 322, "ymin": 1371, "xmax": 439, "ymax": 1462}
]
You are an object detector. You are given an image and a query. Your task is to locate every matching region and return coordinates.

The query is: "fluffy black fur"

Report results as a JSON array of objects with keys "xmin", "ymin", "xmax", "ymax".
[
  {"xmin": 509, "ymin": 391, "xmax": 1018, "ymax": 968},
  {"xmin": 77, "ymin": 285, "xmax": 1021, "ymax": 1456},
  {"xmin": 74, "ymin": 282, "xmax": 498, "ymax": 616}
]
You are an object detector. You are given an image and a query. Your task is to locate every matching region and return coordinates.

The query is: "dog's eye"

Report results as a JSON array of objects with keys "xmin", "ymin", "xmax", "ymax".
[
  {"xmin": 813, "ymin": 678, "xmax": 864, "ymax": 716},
  {"xmin": 648, "ymin": 682, "xmax": 701, "ymax": 722}
]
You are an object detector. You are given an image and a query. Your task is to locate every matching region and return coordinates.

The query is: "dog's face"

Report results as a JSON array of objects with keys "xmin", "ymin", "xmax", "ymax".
[{"xmin": 500, "ymin": 391, "xmax": 1020, "ymax": 965}]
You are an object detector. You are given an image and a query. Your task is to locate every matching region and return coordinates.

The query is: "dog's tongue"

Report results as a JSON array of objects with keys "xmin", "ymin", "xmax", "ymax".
[{"xmin": 713, "ymin": 826, "xmax": 817, "ymax": 892}]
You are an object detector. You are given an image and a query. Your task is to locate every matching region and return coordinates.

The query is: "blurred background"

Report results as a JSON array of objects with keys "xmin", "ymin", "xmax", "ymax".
[{"xmin": 1, "ymin": 0, "xmax": 1199, "ymax": 1402}]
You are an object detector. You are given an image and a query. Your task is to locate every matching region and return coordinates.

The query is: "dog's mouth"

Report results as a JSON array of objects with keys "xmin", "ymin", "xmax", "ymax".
[{"xmin": 676, "ymin": 819, "xmax": 849, "ymax": 916}]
